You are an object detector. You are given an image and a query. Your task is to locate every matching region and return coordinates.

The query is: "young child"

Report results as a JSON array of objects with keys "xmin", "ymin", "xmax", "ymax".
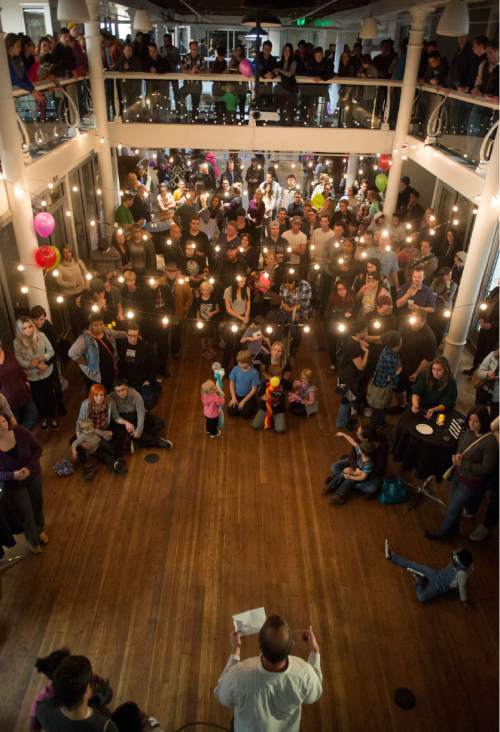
[
  {"xmin": 326, "ymin": 431, "xmax": 377, "ymax": 505},
  {"xmin": 240, "ymin": 317, "xmax": 271, "ymax": 368},
  {"xmin": 385, "ymin": 540, "xmax": 473, "ymax": 604},
  {"xmin": 194, "ymin": 280, "xmax": 220, "ymax": 359},
  {"xmin": 288, "ymin": 369, "xmax": 319, "ymax": 417},
  {"xmin": 201, "ymin": 380, "xmax": 225, "ymax": 437},
  {"xmin": 212, "ymin": 361, "xmax": 225, "ymax": 431},
  {"xmin": 71, "ymin": 418, "xmax": 113, "ymax": 481},
  {"xmin": 228, "ymin": 350, "xmax": 261, "ymax": 419},
  {"xmin": 252, "ymin": 365, "xmax": 287, "ymax": 433}
]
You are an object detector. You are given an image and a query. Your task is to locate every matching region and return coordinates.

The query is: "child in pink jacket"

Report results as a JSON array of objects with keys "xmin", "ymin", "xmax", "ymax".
[{"xmin": 201, "ymin": 380, "xmax": 225, "ymax": 438}]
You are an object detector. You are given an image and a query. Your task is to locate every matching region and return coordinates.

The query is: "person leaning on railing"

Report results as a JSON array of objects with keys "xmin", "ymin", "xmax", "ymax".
[{"xmin": 6, "ymin": 33, "xmax": 45, "ymax": 104}]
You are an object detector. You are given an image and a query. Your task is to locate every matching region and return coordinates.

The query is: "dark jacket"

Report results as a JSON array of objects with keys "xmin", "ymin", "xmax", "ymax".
[
  {"xmin": 0, "ymin": 426, "xmax": 42, "ymax": 482},
  {"xmin": 447, "ymin": 42, "xmax": 476, "ymax": 90}
]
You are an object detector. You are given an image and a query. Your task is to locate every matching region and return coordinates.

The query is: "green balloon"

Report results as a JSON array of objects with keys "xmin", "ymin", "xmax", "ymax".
[{"xmin": 375, "ymin": 173, "xmax": 388, "ymax": 192}]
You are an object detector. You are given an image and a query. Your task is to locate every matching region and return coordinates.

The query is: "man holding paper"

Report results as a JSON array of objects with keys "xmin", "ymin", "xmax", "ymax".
[{"xmin": 214, "ymin": 614, "xmax": 323, "ymax": 731}]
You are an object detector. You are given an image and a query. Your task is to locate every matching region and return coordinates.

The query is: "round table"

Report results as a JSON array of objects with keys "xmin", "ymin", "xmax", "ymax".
[{"xmin": 393, "ymin": 409, "xmax": 465, "ymax": 482}]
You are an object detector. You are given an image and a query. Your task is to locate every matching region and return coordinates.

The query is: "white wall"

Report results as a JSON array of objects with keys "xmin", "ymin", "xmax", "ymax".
[
  {"xmin": 400, "ymin": 157, "xmax": 437, "ymax": 209},
  {"xmin": 0, "ymin": 1, "xmax": 53, "ymax": 36}
]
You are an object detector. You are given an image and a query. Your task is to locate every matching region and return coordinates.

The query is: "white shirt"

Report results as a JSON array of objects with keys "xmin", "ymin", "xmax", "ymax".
[
  {"xmin": 214, "ymin": 652, "xmax": 323, "ymax": 732},
  {"xmin": 282, "ymin": 230, "xmax": 307, "ymax": 264},
  {"xmin": 310, "ymin": 228, "xmax": 334, "ymax": 267}
]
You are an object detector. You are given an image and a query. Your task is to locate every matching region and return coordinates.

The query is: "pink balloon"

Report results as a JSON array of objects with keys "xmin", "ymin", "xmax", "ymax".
[
  {"xmin": 33, "ymin": 212, "xmax": 55, "ymax": 238},
  {"xmin": 239, "ymin": 59, "xmax": 254, "ymax": 79}
]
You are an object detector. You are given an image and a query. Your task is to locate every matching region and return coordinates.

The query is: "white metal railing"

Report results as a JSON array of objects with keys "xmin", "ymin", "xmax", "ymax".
[
  {"xmin": 11, "ymin": 74, "xmax": 89, "ymax": 98},
  {"xmin": 417, "ymin": 82, "xmax": 499, "ymax": 111}
]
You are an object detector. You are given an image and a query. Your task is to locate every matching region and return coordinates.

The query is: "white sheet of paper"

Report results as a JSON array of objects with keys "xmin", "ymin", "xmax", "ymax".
[{"xmin": 232, "ymin": 607, "xmax": 266, "ymax": 636}]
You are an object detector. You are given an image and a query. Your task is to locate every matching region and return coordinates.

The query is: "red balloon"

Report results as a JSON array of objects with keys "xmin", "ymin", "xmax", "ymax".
[
  {"xmin": 34, "ymin": 245, "xmax": 57, "ymax": 269},
  {"xmin": 379, "ymin": 154, "xmax": 391, "ymax": 173}
]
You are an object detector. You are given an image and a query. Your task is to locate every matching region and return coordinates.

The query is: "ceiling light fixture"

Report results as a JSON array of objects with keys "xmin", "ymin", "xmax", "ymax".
[
  {"xmin": 436, "ymin": 0, "xmax": 469, "ymax": 36},
  {"xmin": 57, "ymin": 0, "xmax": 89, "ymax": 21},
  {"xmin": 133, "ymin": 9, "xmax": 153, "ymax": 32},
  {"xmin": 359, "ymin": 16, "xmax": 378, "ymax": 39}
]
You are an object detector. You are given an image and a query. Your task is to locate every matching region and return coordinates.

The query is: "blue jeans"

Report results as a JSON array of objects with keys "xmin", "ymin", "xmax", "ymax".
[
  {"xmin": 465, "ymin": 474, "xmax": 499, "ymax": 530},
  {"xmin": 390, "ymin": 552, "xmax": 458, "ymax": 603},
  {"xmin": 440, "ymin": 473, "xmax": 476, "ymax": 535},
  {"xmin": 327, "ymin": 458, "xmax": 381, "ymax": 498},
  {"xmin": 13, "ymin": 397, "xmax": 38, "ymax": 429}
]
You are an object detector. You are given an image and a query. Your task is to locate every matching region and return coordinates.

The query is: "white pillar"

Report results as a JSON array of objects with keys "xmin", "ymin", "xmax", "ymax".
[
  {"xmin": 85, "ymin": 0, "xmax": 117, "ymax": 232},
  {"xmin": 444, "ymin": 136, "xmax": 499, "ymax": 374},
  {"xmin": 346, "ymin": 154, "xmax": 359, "ymax": 188},
  {"xmin": 0, "ymin": 20, "xmax": 50, "ymax": 313},
  {"xmin": 383, "ymin": 8, "xmax": 429, "ymax": 216}
]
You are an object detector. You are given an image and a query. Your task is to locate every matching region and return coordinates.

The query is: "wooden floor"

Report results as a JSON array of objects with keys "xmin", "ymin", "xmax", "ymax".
[{"xmin": 0, "ymin": 331, "xmax": 498, "ymax": 732}]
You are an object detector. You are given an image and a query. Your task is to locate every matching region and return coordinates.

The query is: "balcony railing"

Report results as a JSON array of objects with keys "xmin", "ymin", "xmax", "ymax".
[
  {"xmin": 412, "ymin": 83, "xmax": 499, "ymax": 168},
  {"xmin": 104, "ymin": 72, "xmax": 403, "ymax": 131},
  {"xmin": 12, "ymin": 76, "xmax": 93, "ymax": 157}
]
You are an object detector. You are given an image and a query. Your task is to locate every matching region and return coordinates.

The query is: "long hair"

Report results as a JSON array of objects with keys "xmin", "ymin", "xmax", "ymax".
[
  {"xmin": 467, "ymin": 406, "xmax": 491, "ymax": 435},
  {"xmin": 426, "ymin": 355, "xmax": 451, "ymax": 391},
  {"xmin": 14, "ymin": 316, "xmax": 39, "ymax": 354},
  {"xmin": 230, "ymin": 281, "xmax": 248, "ymax": 302}
]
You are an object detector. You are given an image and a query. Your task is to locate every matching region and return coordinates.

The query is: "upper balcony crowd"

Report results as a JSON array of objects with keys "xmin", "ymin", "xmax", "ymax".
[{"xmin": 6, "ymin": 24, "xmax": 499, "ymax": 119}]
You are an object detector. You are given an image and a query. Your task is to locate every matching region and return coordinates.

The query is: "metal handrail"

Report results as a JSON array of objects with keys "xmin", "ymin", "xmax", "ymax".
[
  {"xmin": 104, "ymin": 71, "xmax": 404, "ymax": 87},
  {"xmin": 425, "ymin": 96, "xmax": 447, "ymax": 144}
]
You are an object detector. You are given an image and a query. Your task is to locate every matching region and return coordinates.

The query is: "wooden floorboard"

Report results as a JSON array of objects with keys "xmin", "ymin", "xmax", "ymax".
[{"xmin": 0, "ymin": 332, "xmax": 497, "ymax": 732}]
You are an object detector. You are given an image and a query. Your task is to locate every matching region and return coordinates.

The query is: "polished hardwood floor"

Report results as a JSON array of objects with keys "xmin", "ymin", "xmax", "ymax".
[{"xmin": 0, "ymin": 331, "xmax": 498, "ymax": 732}]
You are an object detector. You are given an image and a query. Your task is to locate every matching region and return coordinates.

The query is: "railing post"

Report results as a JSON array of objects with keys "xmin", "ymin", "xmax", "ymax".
[
  {"xmin": 444, "ymin": 135, "xmax": 499, "ymax": 374},
  {"xmin": 85, "ymin": 0, "xmax": 117, "ymax": 234},
  {"xmin": 0, "ymin": 14, "xmax": 50, "ymax": 314},
  {"xmin": 383, "ymin": 7, "xmax": 430, "ymax": 216}
]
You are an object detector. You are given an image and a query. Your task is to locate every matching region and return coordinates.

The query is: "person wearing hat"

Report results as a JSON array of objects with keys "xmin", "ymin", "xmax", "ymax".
[
  {"xmin": 452, "ymin": 250, "xmax": 467, "ymax": 286},
  {"xmin": 385, "ymin": 540, "xmax": 473, "ymax": 605}
]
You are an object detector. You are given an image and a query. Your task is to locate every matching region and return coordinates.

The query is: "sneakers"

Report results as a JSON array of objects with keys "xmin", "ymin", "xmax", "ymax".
[
  {"xmin": 113, "ymin": 460, "xmax": 128, "ymax": 474},
  {"xmin": 41, "ymin": 419, "xmax": 49, "ymax": 431},
  {"xmin": 462, "ymin": 508, "xmax": 475, "ymax": 519},
  {"xmin": 39, "ymin": 532, "xmax": 49, "ymax": 545},
  {"xmin": 209, "ymin": 431, "xmax": 221, "ymax": 438},
  {"xmin": 157, "ymin": 438, "xmax": 173, "ymax": 449},
  {"xmin": 469, "ymin": 524, "xmax": 489, "ymax": 542},
  {"xmin": 384, "ymin": 539, "xmax": 392, "ymax": 559}
]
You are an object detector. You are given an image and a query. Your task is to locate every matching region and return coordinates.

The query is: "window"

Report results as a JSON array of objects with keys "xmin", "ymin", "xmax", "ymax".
[{"xmin": 22, "ymin": 6, "xmax": 50, "ymax": 42}]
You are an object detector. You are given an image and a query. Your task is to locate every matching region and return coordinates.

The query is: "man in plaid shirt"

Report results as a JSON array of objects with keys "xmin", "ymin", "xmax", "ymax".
[
  {"xmin": 372, "ymin": 331, "xmax": 402, "ymax": 389},
  {"xmin": 279, "ymin": 274, "xmax": 312, "ymax": 321}
]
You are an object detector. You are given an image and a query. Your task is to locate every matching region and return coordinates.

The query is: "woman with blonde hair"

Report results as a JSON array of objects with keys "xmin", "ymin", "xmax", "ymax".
[
  {"xmin": 14, "ymin": 317, "xmax": 60, "ymax": 430},
  {"xmin": 201, "ymin": 380, "xmax": 225, "ymax": 437}
]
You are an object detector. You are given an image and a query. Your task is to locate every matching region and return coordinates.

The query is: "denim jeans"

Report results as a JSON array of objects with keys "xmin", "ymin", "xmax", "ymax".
[
  {"xmin": 335, "ymin": 401, "xmax": 352, "ymax": 428},
  {"xmin": 465, "ymin": 473, "xmax": 499, "ymax": 530},
  {"xmin": 440, "ymin": 474, "xmax": 476, "ymax": 535},
  {"xmin": 13, "ymin": 396, "xmax": 38, "ymax": 429},
  {"xmin": 327, "ymin": 458, "xmax": 380, "ymax": 498},
  {"xmin": 390, "ymin": 552, "xmax": 458, "ymax": 602}
]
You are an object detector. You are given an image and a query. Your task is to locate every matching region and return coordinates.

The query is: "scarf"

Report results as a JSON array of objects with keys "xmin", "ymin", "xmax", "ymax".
[{"xmin": 88, "ymin": 399, "xmax": 109, "ymax": 430}]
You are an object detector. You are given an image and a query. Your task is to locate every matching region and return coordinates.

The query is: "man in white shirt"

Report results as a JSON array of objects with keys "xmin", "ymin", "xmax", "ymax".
[
  {"xmin": 214, "ymin": 614, "xmax": 323, "ymax": 732},
  {"xmin": 282, "ymin": 216, "xmax": 307, "ymax": 274},
  {"xmin": 311, "ymin": 214, "xmax": 335, "ymax": 315}
]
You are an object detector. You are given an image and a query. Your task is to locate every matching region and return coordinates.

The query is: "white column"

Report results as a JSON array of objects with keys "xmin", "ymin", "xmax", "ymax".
[
  {"xmin": 85, "ymin": 0, "xmax": 117, "ymax": 233},
  {"xmin": 0, "ymin": 20, "xmax": 50, "ymax": 313},
  {"xmin": 346, "ymin": 154, "xmax": 359, "ymax": 188},
  {"xmin": 444, "ymin": 136, "xmax": 499, "ymax": 374},
  {"xmin": 383, "ymin": 8, "xmax": 429, "ymax": 216}
]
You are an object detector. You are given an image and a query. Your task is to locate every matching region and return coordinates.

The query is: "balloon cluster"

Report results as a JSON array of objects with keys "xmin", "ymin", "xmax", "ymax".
[
  {"xmin": 373, "ymin": 153, "xmax": 391, "ymax": 192},
  {"xmin": 33, "ymin": 212, "xmax": 60, "ymax": 270}
]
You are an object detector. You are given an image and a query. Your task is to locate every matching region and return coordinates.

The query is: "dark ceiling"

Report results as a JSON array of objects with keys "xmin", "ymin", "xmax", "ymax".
[{"xmin": 151, "ymin": 0, "xmax": 372, "ymax": 22}]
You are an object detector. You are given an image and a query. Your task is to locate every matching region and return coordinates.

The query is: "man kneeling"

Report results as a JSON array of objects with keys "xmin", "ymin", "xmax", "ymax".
[{"xmin": 110, "ymin": 378, "xmax": 173, "ymax": 450}]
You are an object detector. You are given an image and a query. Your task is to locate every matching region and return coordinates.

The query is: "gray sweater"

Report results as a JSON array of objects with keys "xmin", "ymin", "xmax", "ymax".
[
  {"xmin": 14, "ymin": 332, "xmax": 54, "ymax": 382},
  {"xmin": 457, "ymin": 430, "xmax": 498, "ymax": 480},
  {"xmin": 109, "ymin": 387, "xmax": 146, "ymax": 437}
]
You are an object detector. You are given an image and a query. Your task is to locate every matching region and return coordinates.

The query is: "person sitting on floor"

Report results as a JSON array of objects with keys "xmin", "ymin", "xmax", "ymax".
[
  {"xmin": 325, "ymin": 424, "xmax": 387, "ymax": 503},
  {"xmin": 288, "ymin": 369, "xmax": 319, "ymax": 417},
  {"xmin": 71, "ymin": 418, "xmax": 114, "ymax": 482},
  {"xmin": 228, "ymin": 350, "xmax": 260, "ymax": 419},
  {"xmin": 252, "ymin": 365, "xmax": 287, "ymax": 433},
  {"xmin": 110, "ymin": 378, "xmax": 173, "ymax": 451},
  {"xmin": 385, "ymin": 540, "xmax": 473, "ymax": 605}
]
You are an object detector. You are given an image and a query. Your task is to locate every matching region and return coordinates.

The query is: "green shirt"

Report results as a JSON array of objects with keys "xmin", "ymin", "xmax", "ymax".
[
  {"xmin": 114, "ymin": 205, "xmax": 134, "ymax": 226},
  {"xmin": 411, "ymin": 371, "xmax": 457, "ymax": 410}
]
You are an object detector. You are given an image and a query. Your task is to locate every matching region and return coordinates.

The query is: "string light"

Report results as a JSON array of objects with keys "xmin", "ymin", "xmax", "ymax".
[
  {"xmin": 303, "ymin": 325, "xmax": 310, "ymax": 334},
  {"xmin": 52, "ymin": 269, "xmax": 59, "ymax": 277},
  {"xmin": 429, "ymin": 228, "xmax": 436, "ymax": 236},
  {"xmin": 230, "ymin": 324, "xmax": 238, "ymax": 333},
  {"xmin": 17, "ymin": 264, "xmax": 25, "ymax": 272},
  {"xmin": 360, "ymin": 252, "xmax": 367, "ymax": 259},
  {"xmin": 406, "ymin": 236, "xmax": 412, "ymax": 243},
  {"xmin": 382, "ymin": 229, "xmax": 389, "ymax": 238},
  {"xmin": 337, "ymin": 323, "xmax": 346, "ymax": 333},
  {"xmin": 479, "ymin": 302, "xmax": 488, "ymax": 311},
  {"xmin": 373, "ymin": 320, "xmax": 381, "ymax": 329},
  {"xmin": 452, "ymin": 205, "xmax": 458, "ymax": 212},
  {"xmin": 265, "ymin": 325, "xmax": 273, "ymax": 334},
  {"xmin": 20, "ymin": 285, "xmax": 28, "ymax": 294},
  {"xmin": 208, "ymin": 277, "xmax": 215, "ymax": 285},
  {"xmin": 405, "ymin": 223, "xmax": 412, "ymax": 230},
  {"xmin": 385, "ymin": 245, "xmax": 391, "ymax": 252},
  {"xmin": 41, "ymin": 199, "xmax": 47, "ymax": 207},
  {"xmin": 409, "ymin": 315, "xmax": 417, "ymax": 325},
  {"xmin": 65, "ymin": 210, "xmax": 71, "ymax": 217},
  {"xmin": 91, "ymin": 304, "xmax": 99, "ymax": 312},
  {"xmin": 96, "ymin": 188, "xmax": 102, "ymax": 196},
  {"xmin": 313, "ymin": 264, "xmax": 320, "ymax": 270},
  {"xmin": 452, "ymin": 219, "xmax": 459, "ymax": 226},
  {"xmin": 148, "ymin": 277, "xmax": 156, "ymax": 286},
  {"xmin": 126, "ymin": 310, "xmax": 134, "ymax": 319},
  {"xmin": 85, "ymin": 273, "xmax": 93, "ymax": 281},
  {"xmin": 178, "ymin": 277, "xmax": 185, "ymax": 285},
  {"xmin": 196, "ymin": 320, "xmax": 204, "ymax": 330},
  {"xmin": 444, "ymin": 309, "xmax": 451, "ymax": 318},
  {"xmin": 162, "ymin": 316, "xmax": 169, "ymax": 326},
  {"xmin": 72, "ymin": 185, "xmax": 78, "ymax": 192},
  {"xmin": 56, "ymin": 295, "xmax": 64, "ymax": 303}
]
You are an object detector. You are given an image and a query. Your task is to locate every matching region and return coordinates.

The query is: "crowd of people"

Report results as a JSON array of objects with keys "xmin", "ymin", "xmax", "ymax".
[
  {"xmin": 0, "ymin": 144, "xmax": 498, "ymax": 729},
  {"xmin": 7, "ymin": 25, "xmax": 499, "ymax": 126}
]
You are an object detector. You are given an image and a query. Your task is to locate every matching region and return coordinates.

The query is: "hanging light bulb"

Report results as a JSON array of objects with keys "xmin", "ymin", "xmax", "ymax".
[
  {"xmin": 303, "ymin": 325, "xmax": 310, "ymax": 334},
  {"xmin": 436, "ymin": 0, "xmax": 469, "ymax": 36},
  {"xmin": 17, "ymin": 264, "xmax": 25, "ymax": 272},
  {"xmin": 52, "ymin": 269, "xmax": 60, "ymax": 277},
  {"xmin": 479, "ymin": 302, "xmax": 488, "ymax": 311},
  {"xmin": 444, "ymin": 309, "xmax": 452, "ymax": 318},
  {"xmin": 314, "ymin": 264, "xmax": 320, "ymax": 270},
  {"xmin": 337, "ymin": 323, "xmax": 346, "ymax": 333},
  {"xmin": 162, "ymin": 316, "xmax": 169, "ymax": 326},
  {"xmin": 20, "ymin": 285, "xmax": 29, "ymax": 294},
  {"xmin": 85, "ymin": 273, "xmax": 93, "ymax": 281},
  {"xmin": 265, "ymin": 325, "xmax": 273, "ymax": 334},
  {"xmin": 126, "ymin": 310, "xmax": 135, "ymax": 319},
  {"xmin": 56, "ymin": 295, "xmax": 64, "ymax": 303},
  {"xmin": 429, "ymin": 228, "xmax": 436, "ymax": 236},
  {"xmin": 452, "ymin": 219, "xmax": 459, "ymax": 226},
  {"xmin": 196, "ymin": 320, "xmax": 204, "ymax": 330},
  {"xmin": 96, "ymin": 188, "xmax": 102, "ymax": 196}
]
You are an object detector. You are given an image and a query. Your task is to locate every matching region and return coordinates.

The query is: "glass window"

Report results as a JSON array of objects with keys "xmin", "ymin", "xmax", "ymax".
[
  {"xmin": 22, "ymin": 8, "xmax": 46, "ymax": 42},
  {"xmin": 0, "ymin": 223, "xmax": 29, "ymax": 325},
  {"xmin": 80, "ymin": 156, "xmax": 100, "ymax": 253}
]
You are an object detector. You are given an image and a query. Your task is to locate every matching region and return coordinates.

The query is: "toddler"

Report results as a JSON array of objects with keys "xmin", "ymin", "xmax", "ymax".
[
  {"xmin": 288, "ymin": 369, "xmax": 319, "ymax": 417},
  {"xmin": 252, "ymin": 365, "xmax": 287, "ymax": 433},
  {"xmin": 201, "ymin": 380, "xmax": 225, "ymax": 437},
  {"xmin": 71, "ymin": 418, "xmax": 113, "ymax": 481}
]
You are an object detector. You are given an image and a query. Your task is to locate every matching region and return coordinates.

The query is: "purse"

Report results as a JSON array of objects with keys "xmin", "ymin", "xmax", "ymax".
[
  {"xmin": 378, "ymin": 475, "xmax": 407, "ymax": 505},
  {"xmin": 367, "ymin": 379, "xmax": 393, "ymax": 409}
]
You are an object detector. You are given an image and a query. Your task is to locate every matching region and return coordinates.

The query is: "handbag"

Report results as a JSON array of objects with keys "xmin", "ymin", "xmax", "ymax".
[
  {"xmin": 378, "ymin": 475, "xmax": 407, "ymax": 504},
  {"xmin": 367, "ymin": 379, "xmax": 393, "ymax": 409}
]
